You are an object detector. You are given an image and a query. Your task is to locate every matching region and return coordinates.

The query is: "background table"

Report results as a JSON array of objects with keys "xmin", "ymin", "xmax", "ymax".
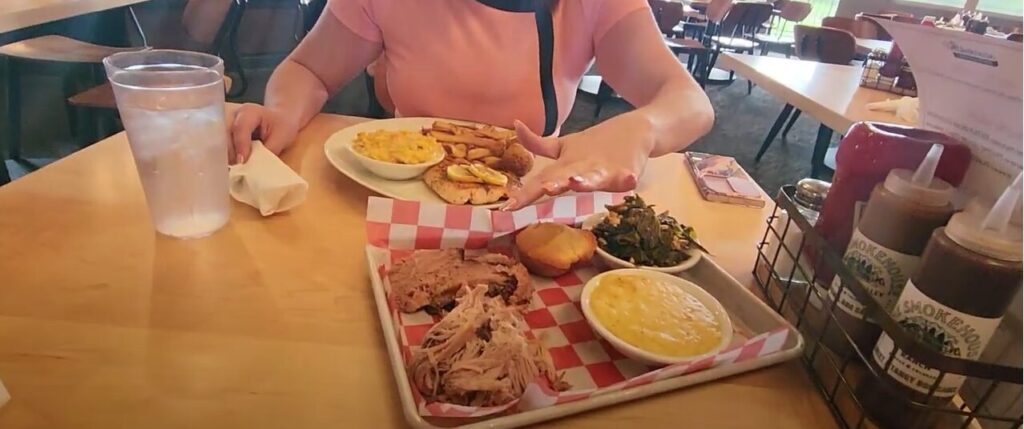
[
  {"xmin": 719, "ymin": 53, "xmax": 910, "ymax": 177},
  {"xmin": 0, "ymin": 0, "xmax": 149, "ymax": 34},
  {"xmin": 855, "ymin": 37, "xmax": 893, "ymax": 55},
  {"xmin": 0, "ymin": 112, "xmax": 836, "ymax": 428}
]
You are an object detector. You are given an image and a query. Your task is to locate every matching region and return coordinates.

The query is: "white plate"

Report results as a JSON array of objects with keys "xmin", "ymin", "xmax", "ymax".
[{"xmin": 324, "ymin": 117, "xmax": 551, "ymax": 207}]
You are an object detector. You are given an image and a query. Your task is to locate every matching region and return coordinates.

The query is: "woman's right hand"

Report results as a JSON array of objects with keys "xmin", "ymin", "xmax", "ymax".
[{"xmin": 229, "ymin": 103, "xmax": 300, "ymax": 164}]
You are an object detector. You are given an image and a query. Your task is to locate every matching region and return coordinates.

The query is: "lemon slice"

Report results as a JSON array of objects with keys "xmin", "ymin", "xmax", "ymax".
[
  {"xmin": 466, "ymin": 164, "xmax": 508, "ymax": 186},
  {"xmin": 446, "ymin": 165, "xmax": 484, "ymax": 183}
]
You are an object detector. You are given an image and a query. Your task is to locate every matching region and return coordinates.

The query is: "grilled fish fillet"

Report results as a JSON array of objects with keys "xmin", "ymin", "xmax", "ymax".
[{"xmin": 424, "ymin": 160, "xmax": 521, "ymax": 205}]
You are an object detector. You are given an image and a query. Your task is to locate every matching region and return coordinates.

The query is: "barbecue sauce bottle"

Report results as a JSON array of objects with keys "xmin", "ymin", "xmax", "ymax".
[
  {"xmin": 823, "ymin": 144, "xmax": 955, "ymax": 356},
  {"xmin": 859, "ymin": 173, "xmax": 1024, "ymax": 428}
]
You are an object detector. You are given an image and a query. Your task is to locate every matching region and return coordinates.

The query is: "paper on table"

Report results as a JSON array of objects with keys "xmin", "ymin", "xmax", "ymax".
[
  {"xmin": 228, "ymin": 141, "xmax": 308, "ymax": 216},
  {"xmin": 877, "ymin": 21, "xmax": 1022, "ymax": 203}
]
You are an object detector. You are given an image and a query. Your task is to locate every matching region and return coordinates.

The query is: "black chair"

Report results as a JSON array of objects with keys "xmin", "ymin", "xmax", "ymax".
[
  {"xmin": 753, "ymin": 0, "xmax": 813, "ymax": 57},
  {"xmin": 652, "ymin": 0, "xmax": 715, "ymax": 88},
  {"xmin": 0, "ymin": 13, "xmax": 143, "ymax": 175},
  {"xmin": 707, "ymin": 2, "xmax": 775, "ymax": 90},
  {"xmin": 0, "ymin": 0, "xmax": 247, "ymax": 178}
]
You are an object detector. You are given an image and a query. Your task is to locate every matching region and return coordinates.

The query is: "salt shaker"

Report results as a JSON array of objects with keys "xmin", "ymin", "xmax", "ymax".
[{"xmin": 767, "ymin": 178, "xmax": 830, "ymax": 285}]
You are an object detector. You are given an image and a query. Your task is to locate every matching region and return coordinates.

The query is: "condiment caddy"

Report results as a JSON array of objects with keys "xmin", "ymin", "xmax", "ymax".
[{"xmin": 756, "ymin": 182, "xmax": 1023, "ymax": 429}]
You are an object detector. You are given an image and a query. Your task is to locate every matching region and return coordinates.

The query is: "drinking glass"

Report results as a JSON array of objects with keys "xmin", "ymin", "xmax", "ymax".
[{"xmin": 104, "ymin": 50, "xmax": 231, "ymax": 239}]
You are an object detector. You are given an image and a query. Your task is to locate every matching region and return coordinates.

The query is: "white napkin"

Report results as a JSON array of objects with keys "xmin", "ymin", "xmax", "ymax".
[
  {"xmin": 229, "ymin": 141, "xmax": 308, "ymax": 216},
  {"xmin": 867, "ymin": 96, "xmax": 920, "ymax": 124}
]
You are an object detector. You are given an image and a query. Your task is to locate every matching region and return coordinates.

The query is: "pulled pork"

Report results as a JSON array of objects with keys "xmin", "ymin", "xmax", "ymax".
[
  {"xmin": 408, "ymin": 285, "xmax": 569, "ymax": 407},
  {"xmin": 388, "ymin": 249, "xmax": 532, "ymax": 313}
]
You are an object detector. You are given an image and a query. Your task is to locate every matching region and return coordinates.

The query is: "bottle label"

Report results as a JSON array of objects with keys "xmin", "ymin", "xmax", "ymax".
[
  {"xmin": 829, "ymin": 228, "xmax": 921, "ymax": 320},
  {"xmin": 872, "ymin": 281, "xmax": 1001, "ymax": 397}
]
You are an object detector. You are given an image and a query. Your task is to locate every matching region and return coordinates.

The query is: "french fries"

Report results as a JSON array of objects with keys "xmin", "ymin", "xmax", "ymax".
[
  {"xmin": 466, "ymin": 148, "xmax": 490, "ymax": 160},
  {"xmin": 423, "ymin": 120, "xmax": 533, "ymax": 178},
  {"xmin": 482, "ymin": 156, "xmax": 501, "ymax": 167},
  {"xmin": 426, "ymin": 131, "xmax": 505, "ymax": 155}
]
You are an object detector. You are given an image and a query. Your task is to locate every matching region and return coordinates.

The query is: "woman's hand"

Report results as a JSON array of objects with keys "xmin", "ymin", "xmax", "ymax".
[
  {"xmin": 503, "ymin": 113, "xmax": 655, "ymax": 210},
  {"xmin": 229, "ymin": 103, "xmax": 300, "ymax": 164}
]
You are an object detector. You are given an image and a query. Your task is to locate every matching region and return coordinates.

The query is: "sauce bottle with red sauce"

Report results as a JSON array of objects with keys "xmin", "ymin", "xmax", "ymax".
[{"xmin": 813, "ymin": 123, "xmax": 971, "ymax": 287}]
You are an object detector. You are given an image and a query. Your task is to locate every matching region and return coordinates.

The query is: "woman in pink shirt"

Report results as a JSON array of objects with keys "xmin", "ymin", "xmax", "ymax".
[{"xmin": 231, "ymin": 0, "xmax": 714, "ymax": 209}]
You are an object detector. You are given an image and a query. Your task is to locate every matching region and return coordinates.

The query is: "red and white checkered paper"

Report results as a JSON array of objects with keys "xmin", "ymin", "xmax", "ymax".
[{"xmin": 366, "ymin": 193, "xmax": 790, "ymax": 418}]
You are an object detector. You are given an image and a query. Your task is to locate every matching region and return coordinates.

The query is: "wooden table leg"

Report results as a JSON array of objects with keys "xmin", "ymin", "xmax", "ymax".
[{"xmin": 811, "ymin": 124, "xmax": 834, "ymax": 179}]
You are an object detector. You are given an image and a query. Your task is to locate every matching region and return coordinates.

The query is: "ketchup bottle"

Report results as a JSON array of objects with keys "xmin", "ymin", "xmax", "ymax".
[{"xmin": 812, "ymin": 123, "xmax": 971, "ymax": 296}]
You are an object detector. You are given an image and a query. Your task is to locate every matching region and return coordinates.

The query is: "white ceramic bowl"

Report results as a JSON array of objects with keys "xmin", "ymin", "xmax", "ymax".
[
  {"xmin": 582, "ymin": 212, "xmax": 702, "ymax": 274},
  {"xmin": 346, "ymin": 143, "xmax": 445, "ymax": 181},
  {"xmin": 581, "ymin": 269, "xmax": 733, "ymax": 366}
]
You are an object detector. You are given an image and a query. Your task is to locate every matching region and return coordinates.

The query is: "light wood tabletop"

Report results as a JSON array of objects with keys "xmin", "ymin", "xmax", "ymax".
[
  {"xmin": 718, "ymin": 53, "xmax": 909, "ymax": 133},
  {"xmin": 0, "ymin": 0, "xmax": 148, "ymax": 34},
  {"xmin": 0, "ymin": 112, "xmax": 836, "ymax": 428},
  {"xmin": 855, "ymin": 38, "xmax": 893, "ymax": 55},
  {"xmin": 718, "ymin": 53, "xmax": 912, "ymax": 177}
]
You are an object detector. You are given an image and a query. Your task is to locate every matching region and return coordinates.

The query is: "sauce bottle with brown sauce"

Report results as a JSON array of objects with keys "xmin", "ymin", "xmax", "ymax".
[
  {"xmin": 859, "ymin": 173, "xmax": 1023, "ymax": 428},
  {"xmin": 823, "ymin": 144, "xmax": 955, "ymax": 356}
]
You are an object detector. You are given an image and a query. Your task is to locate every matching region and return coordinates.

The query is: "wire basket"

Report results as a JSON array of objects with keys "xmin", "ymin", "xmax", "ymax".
[
  {"xmin": 753, "ymin": 186, "xmax": 1023, "ymax": 429},
  {"xmin": 861, "ymin": 50, "xmax": 918, "ymax": 97}
]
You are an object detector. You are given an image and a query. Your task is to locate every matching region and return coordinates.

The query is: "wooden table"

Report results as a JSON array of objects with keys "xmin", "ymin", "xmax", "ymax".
[
  {"xmin": 855, "ymin": 38, "xmax": 893, "ymax": 55},
  {"xmin": 718, "ymin": 53, "xmax": 911, "ymax": 178},
  {"xmin": 0, "ymin": 112, "xmax": 836, "ymax": 428},
  {"xmin": 0, "ymin": 0, "xmax": 149, "ymax": 34}
]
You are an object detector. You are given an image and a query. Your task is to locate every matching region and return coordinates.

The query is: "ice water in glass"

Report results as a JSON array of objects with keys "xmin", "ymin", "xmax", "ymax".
[{"xmin": 104, "ymin": 50, "xmax": 230, "ymax": 239}]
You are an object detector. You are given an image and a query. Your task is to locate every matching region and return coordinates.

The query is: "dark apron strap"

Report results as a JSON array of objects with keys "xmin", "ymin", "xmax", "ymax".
[{"xmin": 475, "ymin": 0, "xmax": 559, "ymax": 136}]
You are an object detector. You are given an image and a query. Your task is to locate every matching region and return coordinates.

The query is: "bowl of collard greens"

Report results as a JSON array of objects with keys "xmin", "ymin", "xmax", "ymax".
[{"xmin": 582, "ymin": 195, "xmax": 706, "ymax": 273}]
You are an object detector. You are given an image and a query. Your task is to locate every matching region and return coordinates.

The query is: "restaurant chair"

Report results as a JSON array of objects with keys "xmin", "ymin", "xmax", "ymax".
[
  {"xmin": 1, "ymin": 29, "xmax": 140, "ymax": 168},
  {"xmin": 855, "ymin": 13, "xmax": 895, "ymax": 41},
  {"xmin": 651, "ymin": 0, "xmax": 714, "ymax": 88},
  {"xmin": 297, "ymin": 0, "xmax": 327, "ymax": 40},
  {"xmin": 706, "ymin": 1, "xmax": 774, "ymax": 90},
  {"xmin": 675, "ymin": 0, "xmax": 712, "ymax": 40},
  {"xmin": 365, "ymin": 56, "xmax": 394, "ymax": 119},
  {"xmin": 69, "ymin": 0, "xmax": 248, "ymax": 144},
  {"xmin": 755, "ymin": 25, "xmax": 856, "ymax": 164},
  {"xmin": 1, "ymin": 0, "xmax": 248, "ymax": 166},
  {"xmin": 821, "ymin": 16, "xmax": 878, "ymax": 39},
  {"xmin": 753, "ymin": 1, "xmax": 813, "ymax": 57}
]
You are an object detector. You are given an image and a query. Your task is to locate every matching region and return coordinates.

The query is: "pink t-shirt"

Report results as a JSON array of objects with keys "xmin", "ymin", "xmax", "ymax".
[{"xmin": 329, "ymin": 0, "xmax": 649, "ymax": 134}]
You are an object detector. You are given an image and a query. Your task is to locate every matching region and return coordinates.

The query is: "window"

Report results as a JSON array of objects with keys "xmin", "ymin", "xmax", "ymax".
[
  {"xmin": 896, "ymin": 0, "xmax": 968, "ymax": 10},
  {"xmin": 895, "ymin": 0, "xmax": 1022, "ymax": 17},
  {"xmin": 976, "ymin": 0, "xmax": 1023, "ymax": 17}
]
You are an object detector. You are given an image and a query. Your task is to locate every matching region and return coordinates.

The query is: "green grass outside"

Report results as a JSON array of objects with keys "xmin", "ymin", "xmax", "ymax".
[{"xmin": 775, "ymin": 0, "xmax": 841, "ymax": 37}]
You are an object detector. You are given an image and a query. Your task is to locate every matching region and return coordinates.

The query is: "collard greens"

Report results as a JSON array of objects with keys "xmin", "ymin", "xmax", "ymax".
[{"xmin": 593, "ymin": 195, "xmax": 706, "ymax": 267}]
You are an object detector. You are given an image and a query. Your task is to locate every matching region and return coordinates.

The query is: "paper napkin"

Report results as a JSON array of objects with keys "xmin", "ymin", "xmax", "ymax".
[
  {"xmin": 867, "ymin": 96, "xmax": 920, "ymax": 124},
  {"xmin": 229, "ymin": 141, "xmax": 308, "ymax": 216}
]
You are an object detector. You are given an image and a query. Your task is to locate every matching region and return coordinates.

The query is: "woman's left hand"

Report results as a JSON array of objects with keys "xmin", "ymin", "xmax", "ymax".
[{"xmin": 503, "ymin": 114, "xmax": 655, "ymax": 210}]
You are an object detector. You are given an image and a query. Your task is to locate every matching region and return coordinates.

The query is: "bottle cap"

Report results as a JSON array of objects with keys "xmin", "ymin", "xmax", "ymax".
[
  {"xmin": 795, "ymin": 178, "xmax": 831, "ymax": 211},
  {"xmin": 883, "ymin": 143, "xmax": 954, "ymax": 207},
  {"xmin": 946, "ymin": 172, "xmax": 1023, "ymax": 262}
]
